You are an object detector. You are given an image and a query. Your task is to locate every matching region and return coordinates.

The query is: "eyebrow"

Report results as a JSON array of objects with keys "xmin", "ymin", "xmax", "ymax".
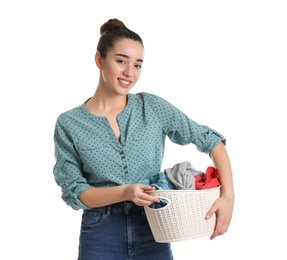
[{"xmin": 115, "ymin": 53, "xmax": 144, "ymax": 63}]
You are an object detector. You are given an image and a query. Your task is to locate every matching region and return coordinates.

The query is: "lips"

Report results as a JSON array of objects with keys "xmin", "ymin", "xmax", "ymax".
[{"xmin": 118, "ymin": 78, "xmax": 132, "ymax": 88}]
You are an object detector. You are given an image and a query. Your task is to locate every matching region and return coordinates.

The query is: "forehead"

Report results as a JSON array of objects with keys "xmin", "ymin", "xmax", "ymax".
[{"xmin": 110, "ymin": 38, "xmax": 144, "ymax": 60}]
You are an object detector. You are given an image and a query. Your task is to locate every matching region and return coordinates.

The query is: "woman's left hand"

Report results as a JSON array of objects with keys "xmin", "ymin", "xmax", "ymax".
[{"xmin": 205, "ymin": 195, "xmax": 235, "ymax": 240}]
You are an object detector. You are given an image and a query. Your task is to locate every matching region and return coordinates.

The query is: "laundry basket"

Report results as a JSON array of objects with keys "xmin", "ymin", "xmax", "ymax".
[{"xmin": 144, "ymin": 187, "xmax": 221, "ymax": 243}]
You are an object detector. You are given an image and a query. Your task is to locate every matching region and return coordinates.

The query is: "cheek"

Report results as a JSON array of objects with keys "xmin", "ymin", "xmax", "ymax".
[
  {"xmin": 102, "ymin": 67, "xmax": 117, "ymax": 82},
  {"xmin": 135, "ymin": 70, "xmax": 142, "ymax": 80}
]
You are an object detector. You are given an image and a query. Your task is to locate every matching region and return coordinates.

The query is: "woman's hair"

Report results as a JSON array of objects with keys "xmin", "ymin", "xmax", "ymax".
[{"xmin": 97, "ymin": 18, "xmax": 144, "ymax": 59}]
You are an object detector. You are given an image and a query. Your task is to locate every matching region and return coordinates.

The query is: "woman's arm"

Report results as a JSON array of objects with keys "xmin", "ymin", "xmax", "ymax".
[
  {"xmin": 78, "ymin": 184, "xmax": 160, "ymax": 208},
  {"xmin": 206, "ymin": 141, "xmax": 235, "ymax": 240}
]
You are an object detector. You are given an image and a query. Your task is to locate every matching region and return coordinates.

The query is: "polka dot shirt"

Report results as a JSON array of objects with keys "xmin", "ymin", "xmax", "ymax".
[{"xmin": 53, "ymin": 92, "xmax": 225, "ymax": 210}]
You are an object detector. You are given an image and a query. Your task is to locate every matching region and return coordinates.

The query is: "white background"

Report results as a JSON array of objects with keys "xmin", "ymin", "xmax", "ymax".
[{"xmin": 1, "ymin": 0, "xmax": 286, "ymax": 259}]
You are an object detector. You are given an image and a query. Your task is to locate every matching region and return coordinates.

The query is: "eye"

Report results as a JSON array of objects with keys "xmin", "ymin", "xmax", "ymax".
[
  {"xmin": 135, "ymin": 64, "xmax": 142, "ymax": 69},
  {"xmin": 117, "ymin": 59, "xmax": 126, "ymax": 64}
]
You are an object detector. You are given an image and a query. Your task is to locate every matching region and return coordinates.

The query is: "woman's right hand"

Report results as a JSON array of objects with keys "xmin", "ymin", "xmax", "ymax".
[{"xmin": 123, "ymin": 184, "xmax": 160, "ymax": 206}]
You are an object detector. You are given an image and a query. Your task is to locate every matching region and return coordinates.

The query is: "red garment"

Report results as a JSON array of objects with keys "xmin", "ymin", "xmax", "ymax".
[{"xmin": 195, "ymin": 166, "xmax": 221, "ymax": 190}]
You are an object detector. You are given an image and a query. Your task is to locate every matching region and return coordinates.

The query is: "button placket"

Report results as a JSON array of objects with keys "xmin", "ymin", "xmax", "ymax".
[{"xmin": 120, "ymin": 150, "xmax": 128, "ymax": 174}]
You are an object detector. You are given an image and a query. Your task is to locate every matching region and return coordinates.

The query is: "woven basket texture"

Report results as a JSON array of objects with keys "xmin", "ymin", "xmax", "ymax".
[{"xmin": 144, "ymin": 187, "xmax": 221, "ymax": 242}]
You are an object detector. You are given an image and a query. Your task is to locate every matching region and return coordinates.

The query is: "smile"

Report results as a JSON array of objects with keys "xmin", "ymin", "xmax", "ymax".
[{"xmin": 118, "ymin": 78, "xmax": 132, "ymax": 88}]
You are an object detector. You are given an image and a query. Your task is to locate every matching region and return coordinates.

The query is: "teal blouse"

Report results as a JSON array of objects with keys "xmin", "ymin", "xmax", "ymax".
[{"xmin": 53, "ymin": 92, "xmax": 225, "ymax": 210}]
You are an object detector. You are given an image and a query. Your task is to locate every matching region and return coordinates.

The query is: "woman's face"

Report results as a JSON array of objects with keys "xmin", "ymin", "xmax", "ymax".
[{"xmin": 97, "ymin": 38, "xmax": 144, "ymax": 96}]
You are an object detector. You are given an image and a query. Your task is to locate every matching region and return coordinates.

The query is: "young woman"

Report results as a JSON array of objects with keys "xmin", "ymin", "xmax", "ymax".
[{"xmin": 53, "ymin": 18, "xmax": 235, "ymax": 260}]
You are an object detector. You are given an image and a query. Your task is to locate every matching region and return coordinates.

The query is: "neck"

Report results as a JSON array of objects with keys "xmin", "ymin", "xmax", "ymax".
[{"xmin": 86, "ymin": 88, "xmax": 128, "ymax": 116}]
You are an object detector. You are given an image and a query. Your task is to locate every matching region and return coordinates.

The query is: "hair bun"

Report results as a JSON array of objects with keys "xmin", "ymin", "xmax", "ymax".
[{"xmin": 100, "ymin": 18, "xmax": 127, "ymax": 35}]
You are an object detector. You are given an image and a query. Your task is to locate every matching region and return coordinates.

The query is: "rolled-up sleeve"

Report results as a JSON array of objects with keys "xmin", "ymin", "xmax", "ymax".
[
  {"xmin": 53, "ymin": 115, "xmax": 91, "ymax": 210},
  {"xmin": 146, "ymin": 93, "xmax": 226, "ymax": 154}
]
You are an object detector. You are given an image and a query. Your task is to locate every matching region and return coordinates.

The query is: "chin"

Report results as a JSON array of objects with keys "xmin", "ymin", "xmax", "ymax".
[{"xmin": 117, "ymin": 87, "xmax": 132, "ymax": 95}]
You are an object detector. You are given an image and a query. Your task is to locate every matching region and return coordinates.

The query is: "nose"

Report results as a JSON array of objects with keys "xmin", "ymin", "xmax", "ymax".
[{"xmin": 123, "ymin": 66, "xmax": 134, "ymax": 77}]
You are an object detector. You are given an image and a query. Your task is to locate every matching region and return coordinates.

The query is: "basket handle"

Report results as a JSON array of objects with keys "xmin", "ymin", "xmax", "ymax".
[{"xmin": 147, "ymin": 196, "xmax": 171, "ymax": 211}]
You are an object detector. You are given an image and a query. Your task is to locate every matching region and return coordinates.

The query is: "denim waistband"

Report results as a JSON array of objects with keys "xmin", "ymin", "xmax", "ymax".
[{"xmin": 84, "ymin": 201, "xmax": 145, "ymax": 216}]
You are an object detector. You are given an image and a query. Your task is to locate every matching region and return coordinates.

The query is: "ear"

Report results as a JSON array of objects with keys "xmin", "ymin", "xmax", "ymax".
[{"xmin": 95, "ymin": 51, "xmax": 103, "ymax": 69}]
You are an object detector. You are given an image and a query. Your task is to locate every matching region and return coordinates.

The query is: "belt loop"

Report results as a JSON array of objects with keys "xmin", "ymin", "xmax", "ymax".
[{"xmin": 106, "ymin": 205, "xmax": 112, "ymax": 216}]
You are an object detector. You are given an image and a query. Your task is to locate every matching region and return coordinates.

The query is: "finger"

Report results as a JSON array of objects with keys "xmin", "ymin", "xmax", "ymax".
[
  {"xmin": 133, "ymin": 192, "xmax": 160, "ymax": 206},
  {"xmin": 140, "ymin": 185, "xmax": 157, "ymax": 191},
  {"xmin": 210, "ymin": 218, "xmax": 230, "ymax": 240},
  {"xmin": 205, "ymin": 204, "xmax": 217, "ymax": 219},
  {"xmin": 133, "ymin": 197, "xmax": 156, "ymax": 206},
  {"xmin": 141, "ymin": 193, "xmax": 160, "ymax": 203},
  {"xmin": 210, "ymin": 223, "xmax": 223, "ymax": 240}
]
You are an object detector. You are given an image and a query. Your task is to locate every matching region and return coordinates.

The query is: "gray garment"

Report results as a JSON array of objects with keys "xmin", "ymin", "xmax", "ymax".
[{"xmin": 164, "ymin": 161, "xmax": 204, "ymax": 190}]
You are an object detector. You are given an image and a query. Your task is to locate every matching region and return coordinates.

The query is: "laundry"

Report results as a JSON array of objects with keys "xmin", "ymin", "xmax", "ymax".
[
  {"xmin": 164, "ymin": 161, "xmax": 204, "ymax": 190},
  {"xmin": 140, "ymin": 172, "xmax": 175, "ymax": 190},
  {"xmin": 140, "ymin": 162, "xmax": 220, "ymax": 208},
  {"xmin": 140, "ymin": 172, "xmax": 174, "ymax": 208},
  {"xmin": 195, "ymin": 166, "xmax": 221, "ymax": 190}
]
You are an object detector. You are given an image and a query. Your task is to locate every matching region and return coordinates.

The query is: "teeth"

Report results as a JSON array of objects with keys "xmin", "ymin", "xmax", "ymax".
[{"xmin": 120, "ymin": 80, "xmax": 130, "ymax": 84}]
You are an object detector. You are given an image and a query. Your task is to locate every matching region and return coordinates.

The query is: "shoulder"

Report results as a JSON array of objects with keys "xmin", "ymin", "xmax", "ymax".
[
  {"xmin": 55, "ymin": 102, "xmax": 86, "ymax": 126},
  {"xmin": 132, "ymin": 92, "xmax": 171, "ymax": 106},
  {"xmin": 133, "ymin": 92, "xmax": 162, "ymax": 100},
  {"xmin": 130, "ymin": 92, "xmax": 180, "ymax": 120}
]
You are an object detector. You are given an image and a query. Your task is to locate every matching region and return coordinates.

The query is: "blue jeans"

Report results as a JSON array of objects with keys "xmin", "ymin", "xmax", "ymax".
[{"xmin": 78, "ymin": 201, "xmax": 173, "ymax": 260}]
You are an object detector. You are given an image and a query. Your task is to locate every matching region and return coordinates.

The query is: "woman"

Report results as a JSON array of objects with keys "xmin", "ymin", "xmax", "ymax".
[{"xmin": 53, "ymin": 18, "xmax": 235, "ymax": 260}]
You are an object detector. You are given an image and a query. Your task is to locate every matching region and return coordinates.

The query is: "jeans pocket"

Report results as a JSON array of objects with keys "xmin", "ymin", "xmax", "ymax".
[{"xmin": 81, "ymin": 209, "xmax": 106, "ymax": 230}]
